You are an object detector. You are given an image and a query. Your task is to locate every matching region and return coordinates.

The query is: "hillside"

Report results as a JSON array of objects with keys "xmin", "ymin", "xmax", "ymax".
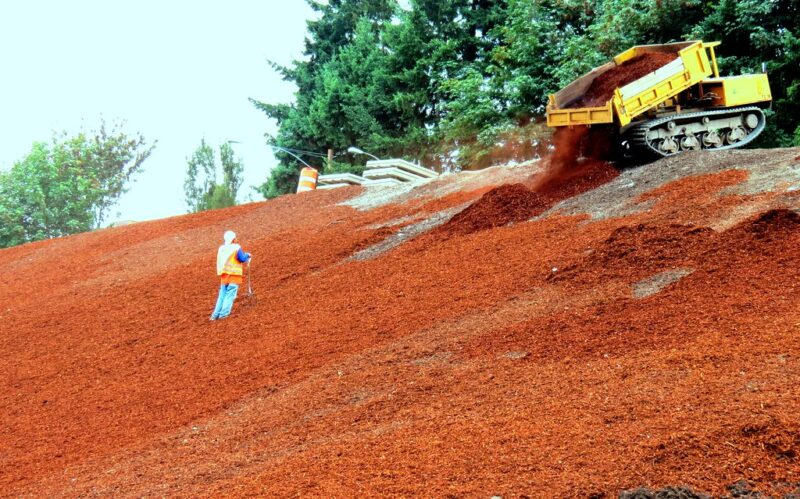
[{"xmin": 2, "ymin": 149, "xmax": 800, "ymax": 497}]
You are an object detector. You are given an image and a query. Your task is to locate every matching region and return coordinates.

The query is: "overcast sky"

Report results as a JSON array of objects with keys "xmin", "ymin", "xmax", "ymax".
[{"xmin": 0, "ymin": 0, "xmax": 316, "ymax": 223}]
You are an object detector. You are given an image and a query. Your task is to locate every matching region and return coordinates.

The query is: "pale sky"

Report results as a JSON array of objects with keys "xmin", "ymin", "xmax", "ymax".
[{"xmin": 0, "ymin": 0, "xmax": 316, "ymax": 223}]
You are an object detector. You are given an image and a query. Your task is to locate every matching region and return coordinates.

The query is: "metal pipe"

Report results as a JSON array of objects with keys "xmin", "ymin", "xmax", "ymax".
[
  {"xmin": 271, "ymin": 145, "xmax": 314, "ymax": 169},
  {"xmin": 347, "ymin": 146, "xmax": 380, "ymax": 161}
]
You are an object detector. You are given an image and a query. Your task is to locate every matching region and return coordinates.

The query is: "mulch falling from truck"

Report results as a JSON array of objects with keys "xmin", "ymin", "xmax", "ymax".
[
  {"xmin": 439, "ymin": 125, "xmax": 619, "ymax": 236},
  {"xmin": 438, "ymin": 160, "xmax": 618, "ymax": 236},
  {"xmin": 440, "ymin": 50, "xmax": 677, "ymax": 239}
]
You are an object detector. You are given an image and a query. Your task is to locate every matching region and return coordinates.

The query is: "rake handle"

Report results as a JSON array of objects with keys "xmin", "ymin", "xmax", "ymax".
[{"xmin": 247, "ymin": 259, "xmax": 253, "ymax": 295}]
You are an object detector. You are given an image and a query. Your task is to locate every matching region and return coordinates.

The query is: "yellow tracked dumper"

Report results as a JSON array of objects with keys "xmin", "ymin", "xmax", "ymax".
[{"xmin": 546, "ymin": 41, "xmax": 772, "ymax": 159}]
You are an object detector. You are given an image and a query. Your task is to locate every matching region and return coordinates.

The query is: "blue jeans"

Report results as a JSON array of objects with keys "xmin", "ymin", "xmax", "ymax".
[{"xmin": 210, "ymin": 283, "xmax": 239, "ymax": 320}]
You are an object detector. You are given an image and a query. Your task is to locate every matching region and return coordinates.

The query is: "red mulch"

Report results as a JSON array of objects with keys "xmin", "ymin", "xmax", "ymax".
[
  {"xmin": 415, "ymin": 186, "xmax": 494, "ymax": 213},
  {"xmin": 437, "ymin": 183, "xmax": 548, "ymax": 235},
  {"xmin": 439, "ymin": 161, "xmax": 619, "ymax": 236},
  {"xmin": 569, "ymin": 51, "xmax": 679, "ymax": 108},
  {"xmin": 1, "ymin": 152, "xmax": 799, "ymax": 497}
]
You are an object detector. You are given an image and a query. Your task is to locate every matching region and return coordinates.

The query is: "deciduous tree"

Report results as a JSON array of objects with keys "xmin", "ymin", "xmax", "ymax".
[
  {"xmin": 0, "ymin": 121, "xmax": 154, "ymax": 248},
  {"xmin": 184, "ymin": 140, "xmax": 244, "ymax": 212}
]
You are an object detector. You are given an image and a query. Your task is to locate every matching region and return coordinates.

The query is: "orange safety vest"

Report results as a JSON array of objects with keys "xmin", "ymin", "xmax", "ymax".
[{"xmin": 217, "ymin": 244, "xmax": 243, "ymax": 276}]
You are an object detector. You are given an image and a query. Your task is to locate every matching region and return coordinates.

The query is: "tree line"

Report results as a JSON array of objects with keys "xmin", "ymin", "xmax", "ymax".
[
  {"xmin": 0, "ymin": 129, "xmax": 246, "ymax": 249},
  {"xmin": 1, "ymin": 0, "xmax": 797, "ymax": 248},
  {"xmin": 254, "ymin": 0, "xmax": 800, "ymax": 196},
  {"xmin": 0, "ymin": 122, "xmax": 154, "ymax": 248}
]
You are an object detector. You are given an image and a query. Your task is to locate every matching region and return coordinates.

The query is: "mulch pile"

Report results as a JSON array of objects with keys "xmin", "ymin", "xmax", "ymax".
[
  {"xmin": 438, "ymin": 183, "xmax": 547, "ymax": 235},
  {"xmin": 1, "ymin": 147, "xmax": 799, "ymax": 497},
  {"xmin": 440, "ymin": 160, "xmax": 619, "ymax": 236},
  {"xmin": 569, "ymin": 51, "xmax": 678, "ymax": 107}
]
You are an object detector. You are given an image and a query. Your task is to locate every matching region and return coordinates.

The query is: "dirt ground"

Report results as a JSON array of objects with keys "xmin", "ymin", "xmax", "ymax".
[{"xmin": 2, "ymin": 148, "xmax": 800, "ymax": 497}]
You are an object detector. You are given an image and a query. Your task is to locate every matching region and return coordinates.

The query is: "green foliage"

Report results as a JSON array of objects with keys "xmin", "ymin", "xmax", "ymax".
[
  {"xmin": 690, "ymin": 0, "xmax": 800, "ymax": 148},
  {"xmin": 184, "ymin": 139, "xmax": 216, "ymax": 213},
  {"xmin": 306, "ymin": 20, "xmax": 392, "ymax": 152},
  {"xmin": 220, "ymin": 142, "xmax": 243, "ymax": 197},
  {"xmin": 0, "ymin": 122, "xmax": 154, "ymax": 248},
  {"xmin": 254, "ymin": 0, "xmax": 800, "ymax": 179},
  {"xmin": 254, "ymin": 163, "xmax": 301, "ymax": 200},
  {"xmin": 250, "ymin": 0, "xmax": 398, "ymax": 195},
  {"xmin": 325, "ymin": 160, "xmax": 365, "ymax": 176},
  {"xmin": 304, "ymin": 0, "xmax": 397, "ymax": 69},
  {"xmin": 184, "ymin": 140, "xmax": 244, "ymax": 212}
]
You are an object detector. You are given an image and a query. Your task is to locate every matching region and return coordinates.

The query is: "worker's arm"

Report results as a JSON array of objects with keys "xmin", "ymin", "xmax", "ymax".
[{"xmin": 236, "ymin": 248, "xmax": 251, "ymax": 263}]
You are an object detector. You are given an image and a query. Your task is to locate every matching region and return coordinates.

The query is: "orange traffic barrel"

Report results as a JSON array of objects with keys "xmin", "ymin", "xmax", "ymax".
[{"xmin": 296, "ymin": 167, "xmax": 319, "ymax": 193}]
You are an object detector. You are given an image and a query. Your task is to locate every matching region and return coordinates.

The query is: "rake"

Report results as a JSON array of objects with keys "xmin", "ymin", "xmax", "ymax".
[{"xmin": 242, "ymin": 259, "xmax": 257, "ymax": 308}]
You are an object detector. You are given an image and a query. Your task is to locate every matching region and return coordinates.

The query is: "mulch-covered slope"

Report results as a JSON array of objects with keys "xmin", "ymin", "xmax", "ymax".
[{"xmin": 2, "ymin": 150, "xmax": 800, "ymax": 497}]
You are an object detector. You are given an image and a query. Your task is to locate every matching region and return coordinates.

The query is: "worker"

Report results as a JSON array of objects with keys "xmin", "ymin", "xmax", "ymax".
[{"xmin": 210, "ymin": 230, "xmax": 252, "ymax": 321}]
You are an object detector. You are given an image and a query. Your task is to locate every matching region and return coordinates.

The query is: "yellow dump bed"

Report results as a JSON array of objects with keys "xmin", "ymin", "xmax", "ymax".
[{"xmin": 546, "ymin": 40, "xmax": 719, "ymax": 127}]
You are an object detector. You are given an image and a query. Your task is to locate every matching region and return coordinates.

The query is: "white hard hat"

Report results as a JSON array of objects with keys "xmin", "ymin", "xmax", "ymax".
[{"xmin": 223, "ymin": 230, "xmax": 236, "ymax": 244}]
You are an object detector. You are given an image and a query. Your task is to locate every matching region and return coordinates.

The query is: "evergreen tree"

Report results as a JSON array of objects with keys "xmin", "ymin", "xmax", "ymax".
[
  {"xmin": 253, "ymin": 0, "xmax": 800, "ymax": 184},
  {"xmin": 251, "ymin": 0, "xmax": 398, "ymax": 197}
]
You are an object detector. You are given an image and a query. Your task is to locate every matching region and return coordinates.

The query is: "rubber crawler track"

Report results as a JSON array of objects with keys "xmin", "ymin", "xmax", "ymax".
[{"xmin": 624, "ymin": 106, "xmax": 766, "ymax": 159}]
